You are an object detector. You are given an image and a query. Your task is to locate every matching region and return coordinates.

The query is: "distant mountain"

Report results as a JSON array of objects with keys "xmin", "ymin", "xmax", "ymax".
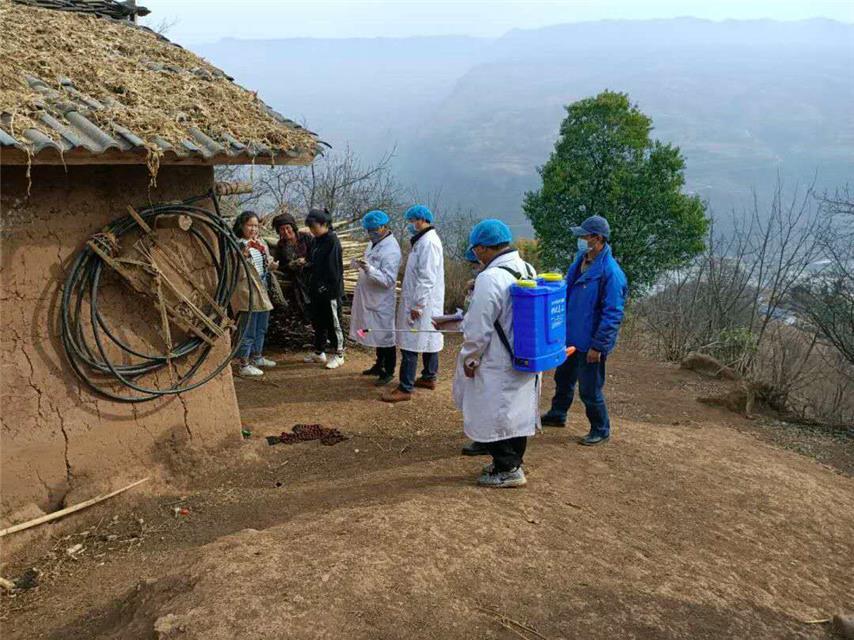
[
  {"xmin": 196, "ymin": 19, "xmax": 854, "ymax": 230},
  {"xmin": 195, "ymin": 36, "xmax": 489, "ymax": 159}
]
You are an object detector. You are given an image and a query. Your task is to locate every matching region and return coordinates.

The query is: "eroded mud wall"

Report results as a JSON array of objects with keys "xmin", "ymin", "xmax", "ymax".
[{"xmin": 0, "ymin": 164, "xmax": 241, "ymax": 515}]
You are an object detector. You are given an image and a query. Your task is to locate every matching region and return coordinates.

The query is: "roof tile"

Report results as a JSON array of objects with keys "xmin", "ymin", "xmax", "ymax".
[{"xmin": 1, "ymin": 1, "xmax": 327, "ymax": 165}]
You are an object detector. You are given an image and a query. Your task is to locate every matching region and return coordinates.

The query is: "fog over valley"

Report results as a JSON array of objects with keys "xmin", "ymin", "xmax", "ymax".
[{"xmin": 195, "ymin": 18, "xmax": 854, "ymax": 228}]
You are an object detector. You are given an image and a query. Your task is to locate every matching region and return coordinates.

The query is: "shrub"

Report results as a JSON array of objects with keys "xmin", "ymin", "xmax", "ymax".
[{"xmin": 631, "ymin": 180, "xmax": 854, "ymax": 428}]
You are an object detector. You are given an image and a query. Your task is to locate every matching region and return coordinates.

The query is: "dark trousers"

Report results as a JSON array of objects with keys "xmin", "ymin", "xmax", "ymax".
[
  {"xmin": 549, "ymin": 351, "xmax": 610, "ymax": 438},
  {"xmin": 399, "ymin": 350, "xmax": 439, "ymax": 392},
  {"xmin": 375, "ymin": 346, "xmax": 397, "ymax": 376},
  {"xmin": 485, "ymin": 436, "xmax": 527, "ymax": 472},
  {"xmin": 311, "ymin": 298, "xmax": 343, "ymax": 355}
]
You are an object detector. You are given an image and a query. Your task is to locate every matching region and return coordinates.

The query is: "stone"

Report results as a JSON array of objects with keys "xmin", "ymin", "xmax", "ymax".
[{"xmin": 680, "ymin": 352, "xmax": 739, "ymax": 380}]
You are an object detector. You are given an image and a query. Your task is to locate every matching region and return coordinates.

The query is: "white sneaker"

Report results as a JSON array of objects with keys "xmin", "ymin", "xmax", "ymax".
[
  {"xmin": 239, "ymin": 364, "xmax": 264, "ymax": 377},
  {"xmin": 252, "ymin": 356, "xmax": 277, "ymax": 369},
  {"xmin": 325, "ymin": 354, "xmax": 344, "ymax": 370},
  {"xmin": 303, "ymin": 352, "xmax": 327, "ymax": 364},
  {"xmin": 477, "ymin": 466, "xmax": 527, "ymax": 488}
]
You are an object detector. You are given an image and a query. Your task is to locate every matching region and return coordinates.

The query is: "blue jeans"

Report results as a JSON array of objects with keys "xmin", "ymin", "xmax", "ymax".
[
  {"xmin": 238, "ymin": 311, "xmax": 270, "ymax": 360},
  {"xmin": 399, "ymin": 350, "xmax": 439, "ymax": 392},
  {"xmin": 548, "ymin": 351, "xmax": 610, "ymax": 438}
]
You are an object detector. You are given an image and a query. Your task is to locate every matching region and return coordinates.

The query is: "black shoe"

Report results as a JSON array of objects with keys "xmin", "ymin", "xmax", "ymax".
[
  {"xmin": 580, "ymin": 434, "xmax": 610, "ymax": 446},
  {"xmin": 362, "ymin": 365, "xmax": 383, "ymax": 376},
  {"xmin": 461, "ymin": 441, "xmax": 490, "ymax": 457},
  {"xmin": 541, "ymin": 412, "xmax": 566, "ymax": 427},
  {"xmin": 375, "ymin": 373, "xmax": 394, "ymax": 386}
]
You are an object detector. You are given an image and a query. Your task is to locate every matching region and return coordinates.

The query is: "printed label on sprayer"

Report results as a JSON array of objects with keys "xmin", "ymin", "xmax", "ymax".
[{"xmin": 550, "ymin": 299, "xmax": 565, "ymax": 329}]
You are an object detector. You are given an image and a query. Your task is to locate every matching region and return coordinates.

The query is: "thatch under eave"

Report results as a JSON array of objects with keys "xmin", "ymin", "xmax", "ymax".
[{"xmin": 0, "ymin": 0, "xmax": 319, "ymax": 167}]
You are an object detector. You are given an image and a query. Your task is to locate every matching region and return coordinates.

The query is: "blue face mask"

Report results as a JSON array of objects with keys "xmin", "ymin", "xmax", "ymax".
[
  {"xmin": 577, "ymin": 237, "xmax": 589, "ymax": 253},
  {"xmin": 406, "ymin": 223, "xmax": 417, "ymax": 236}
]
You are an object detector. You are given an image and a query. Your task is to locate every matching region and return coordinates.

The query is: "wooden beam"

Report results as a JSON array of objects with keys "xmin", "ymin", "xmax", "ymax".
[
  {"xmin": 0, "ymin": 147, "xmax": 316, "ymax": 167},
  {"xmin": 128, "ymin": 210, "xmax": 229, "ymax": 322},
  {"xmin": 126, "ymin": 205, "xmax": 153, "ymax": 234},
  {"xmin": 86, "ymin": 240, "xmax": 217, "ymax": 346}
]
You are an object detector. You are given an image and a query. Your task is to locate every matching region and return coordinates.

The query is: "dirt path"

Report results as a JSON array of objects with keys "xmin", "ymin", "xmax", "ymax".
[{"xmin": 1, "ymin": 342, "xmax": 852, "ymax": 639}]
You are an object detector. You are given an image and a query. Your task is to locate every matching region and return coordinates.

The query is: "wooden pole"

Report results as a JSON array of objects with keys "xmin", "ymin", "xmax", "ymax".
[
  {"xmin": 0, "ymin": 478, "xmax": 150, "ymax": 538},
  {"xmin": 214, "ymin": 181, "xmax": 253, "ymax": 196}
]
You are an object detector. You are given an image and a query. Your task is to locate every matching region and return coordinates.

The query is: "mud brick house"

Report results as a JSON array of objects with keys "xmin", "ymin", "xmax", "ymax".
[{"xmin": 0, "ymin": 0, "xmax": 320, "ymax": 519}]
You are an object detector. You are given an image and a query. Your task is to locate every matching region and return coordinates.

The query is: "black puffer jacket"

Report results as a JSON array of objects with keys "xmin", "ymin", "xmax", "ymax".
[{"xmin": 307, "ymin": 230, "xmax": 344, "ymax": 300}]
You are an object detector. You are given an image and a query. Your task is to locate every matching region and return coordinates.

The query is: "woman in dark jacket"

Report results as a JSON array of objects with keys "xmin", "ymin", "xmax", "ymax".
[
  {"xmin": 271, "ymin": 210, "xmax": 314, "ymax": 321},
  {"xmin": 303, "ymin": 209, "xmax": 345, "ymax": 370}
]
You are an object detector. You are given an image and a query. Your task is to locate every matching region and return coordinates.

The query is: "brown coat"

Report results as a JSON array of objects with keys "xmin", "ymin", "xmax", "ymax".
[{"xmin": 231, "ymin": 253, "xmax": 273, "ymax": 313}]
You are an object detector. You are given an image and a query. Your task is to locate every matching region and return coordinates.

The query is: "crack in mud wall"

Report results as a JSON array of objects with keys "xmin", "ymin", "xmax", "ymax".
[{"xmin": 0, "ymin": 164, "xmax": 242, "ymax": 516}]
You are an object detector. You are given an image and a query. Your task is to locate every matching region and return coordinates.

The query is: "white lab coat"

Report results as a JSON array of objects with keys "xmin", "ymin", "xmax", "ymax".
[
  {"xmin": 349, "ymin": 234, "xmax": 402, "ymax": 348},
  {"xmin": 452, "ymin": 250, "xmax": 539, "ymax": 443},
  {"xmin": 396, "ymin": 228, "xmax": 445, "ymax": 353}
]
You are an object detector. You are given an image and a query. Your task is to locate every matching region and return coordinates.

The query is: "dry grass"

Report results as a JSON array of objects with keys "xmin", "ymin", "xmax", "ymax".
[{"xmin": 0, "ymin": 1, "xmax": 316, "ymax": 161}]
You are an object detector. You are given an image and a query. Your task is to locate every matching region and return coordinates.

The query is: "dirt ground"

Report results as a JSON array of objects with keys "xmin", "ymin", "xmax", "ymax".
[{"xmin": 1, "ymin": 338, "xmax": 852, "ymax": 639}]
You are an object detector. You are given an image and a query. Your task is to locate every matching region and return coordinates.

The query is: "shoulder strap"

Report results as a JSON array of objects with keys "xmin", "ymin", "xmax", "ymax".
[
  {"xmin": 497, "ymin": 263, "xmax": 535, "ymax": 279},
  {"xmin": 494, "ymin": 320, "xmax": 514, "ymax": 360},
  {"xmin": 493, "ymin": 265, "xmax": 521, "ymax": 360},
  {"xmin": 497, "ymin": 265, "xmax": 521, "ymax": 279}
]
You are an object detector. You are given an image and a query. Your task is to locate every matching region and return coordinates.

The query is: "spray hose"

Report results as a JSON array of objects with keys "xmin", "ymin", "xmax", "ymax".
[{"xmin": 60, "ymin": 191, "xmax": 252, "ymax": 403}]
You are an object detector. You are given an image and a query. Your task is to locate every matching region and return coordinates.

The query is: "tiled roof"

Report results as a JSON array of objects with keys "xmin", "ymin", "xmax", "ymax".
[
  {"xmin": 12, "ymin": 0, "xmax": 150, "ymax": 21},
  {"xmin": 0, "ymin": 1, "xmax": 325, "ymax": 166},
  {"xmin": 0, "ymin": 74, "xmax": 321, "ymax": 163}
]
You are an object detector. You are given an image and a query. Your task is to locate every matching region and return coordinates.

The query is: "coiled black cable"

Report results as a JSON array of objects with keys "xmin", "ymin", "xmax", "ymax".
[{"xmin": 60, "ymin": 191, "xmax": 253, "ymax": 403}]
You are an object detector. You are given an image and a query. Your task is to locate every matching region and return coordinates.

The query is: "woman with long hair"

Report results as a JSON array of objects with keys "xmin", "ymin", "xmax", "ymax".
[{"xmin": 232, "ymin": 210, "xmax": 278, "ymax": 377}]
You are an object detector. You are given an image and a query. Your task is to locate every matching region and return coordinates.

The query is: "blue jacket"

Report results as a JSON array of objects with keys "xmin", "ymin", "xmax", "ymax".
[{"xmin": 565, "ymin": 244, "xmax": 628, "ymax": 354}]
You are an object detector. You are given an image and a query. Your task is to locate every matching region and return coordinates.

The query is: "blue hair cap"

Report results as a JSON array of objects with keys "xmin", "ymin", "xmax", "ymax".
[
  {"xmin": 466, "ymin": 218, "xmax": 513, "ymax": 258},
  {"xmin": 404, "ymin": 204, "xmax": 434, "ymax": 223},
  {"xmin": 362, "ymin": 209, "xmax": 390, "ymax": 230}
]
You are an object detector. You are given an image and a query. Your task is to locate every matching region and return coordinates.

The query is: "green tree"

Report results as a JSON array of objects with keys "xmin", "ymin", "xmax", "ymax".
[{"xmin": 523, "ymin": 90, "xmax": 708, "ymax": 291}]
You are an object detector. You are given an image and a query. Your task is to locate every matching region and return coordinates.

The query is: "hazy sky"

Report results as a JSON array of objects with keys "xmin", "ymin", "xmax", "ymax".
[{"xmin": 140, "ymin": 0, "xmax": 854, "ymax": 43}]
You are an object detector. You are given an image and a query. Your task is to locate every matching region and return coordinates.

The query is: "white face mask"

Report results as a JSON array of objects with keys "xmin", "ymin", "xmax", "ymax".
[{"xmin": 577, "ymin": 238, "xmax": 589, "ymax": 253}]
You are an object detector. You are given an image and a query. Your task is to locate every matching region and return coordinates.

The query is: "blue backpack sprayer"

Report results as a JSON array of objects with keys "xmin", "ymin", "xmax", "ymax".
[{"xmin": 493, "ymin": 270, "xmax": 570, "ymax": 373}]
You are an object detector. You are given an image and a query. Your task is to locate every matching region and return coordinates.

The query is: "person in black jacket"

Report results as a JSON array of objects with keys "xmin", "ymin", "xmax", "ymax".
[{"xmin": 303, "ymin": 209, "xmax": 346, "ymax": 370}]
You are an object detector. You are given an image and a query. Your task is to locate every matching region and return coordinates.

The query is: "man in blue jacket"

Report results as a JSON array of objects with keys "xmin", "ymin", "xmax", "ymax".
[{"xmin": 541, "ymin": 215, "xmax": 628, "ymax": 445}]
